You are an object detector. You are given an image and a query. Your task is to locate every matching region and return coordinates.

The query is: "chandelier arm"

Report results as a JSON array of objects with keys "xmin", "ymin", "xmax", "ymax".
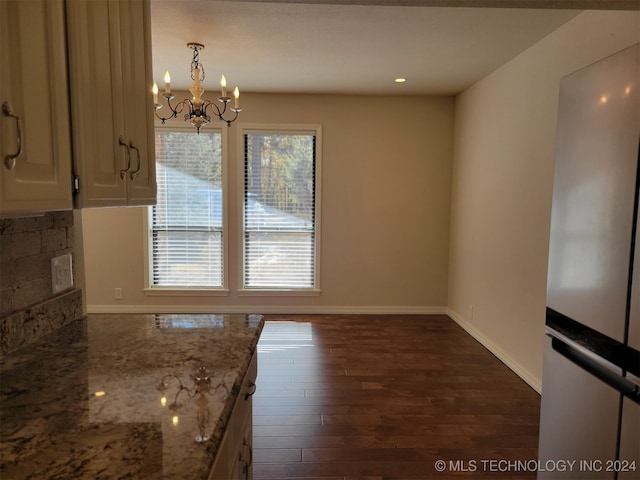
[
  {"xmin": 172, "ymin": 388, "xmax": 182, "ymax": 406},
  {"xmin": 203, "ymin": 99, "xmax": 239, "ymax": 126},
  {"xmin": 168, "ymin": 97, "xmax": 187, "ymax": 116},
  {"xmin": 202, "ymin": 99, "xmax": 222, "ymax": 117},
  {"xmin": 181, "ymin": 374, "xmax": 199, "ymax": 398},
  {"xmin": 210, "ymin": 382, "xmax": 230, "ymax": 397},
  {"xmin": 154, "ymin": 97, "xmax": 189, "ymax": 124},
  {"xmin": 221, "ymin": 109, "xmax": 240, "ymax": 127},
  {"xmin": 155, "ymin": 107, "xmax": 176, "ymax": 123},
  {"xmin": 166, "ymin": 373, "xmax": 191, "ymax": 392}
]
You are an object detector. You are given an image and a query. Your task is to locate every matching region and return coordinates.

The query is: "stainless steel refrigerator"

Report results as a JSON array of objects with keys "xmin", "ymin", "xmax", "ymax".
[{"xmin": 538, "ymin": 44, "xmax": 639, "ymax": 480}]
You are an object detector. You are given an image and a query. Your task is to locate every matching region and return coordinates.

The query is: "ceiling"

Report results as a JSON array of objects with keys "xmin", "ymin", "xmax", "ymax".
[{"xmin": 150, "ymin": 0, "xmax": 637, "ymax": 96}]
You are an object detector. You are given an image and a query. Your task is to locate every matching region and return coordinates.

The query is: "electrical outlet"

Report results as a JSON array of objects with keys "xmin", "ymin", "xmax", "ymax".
[
  {"xmin": 469, "ymin": 305, "xmax": 474, "ymax": 320},
  {"xmin": 115, "ymin": 288, "xmax": 123, "ymax": 299},
  {"xmin": 51, "ymin": 254, "xmax": 73, "ymax": 294}
]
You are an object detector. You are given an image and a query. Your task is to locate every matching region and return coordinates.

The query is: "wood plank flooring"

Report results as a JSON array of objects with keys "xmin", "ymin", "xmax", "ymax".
[{"xmin": 253, "ymin": 314, "xmax": 541, "ymax": 480}]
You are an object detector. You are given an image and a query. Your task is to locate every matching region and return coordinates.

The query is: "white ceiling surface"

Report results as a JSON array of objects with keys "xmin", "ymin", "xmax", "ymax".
[{"xmin": 150, "ymin": 0, "xmax": 582, "ymax": 95}]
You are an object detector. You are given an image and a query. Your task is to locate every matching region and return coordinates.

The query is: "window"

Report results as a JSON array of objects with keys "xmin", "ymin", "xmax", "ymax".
[
  {"xmin": 150, "ymin": 128, "xmax": 224, "ymax": 288},
  {"xmin": 242, "ymin": 126, "xmax": 321, "ymax": 290}
]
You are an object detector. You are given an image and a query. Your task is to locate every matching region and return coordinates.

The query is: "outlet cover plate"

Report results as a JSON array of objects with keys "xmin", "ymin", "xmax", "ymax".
[{"xmin": 51, "ymin": 253, "xmax": 73, "ymax": 294}]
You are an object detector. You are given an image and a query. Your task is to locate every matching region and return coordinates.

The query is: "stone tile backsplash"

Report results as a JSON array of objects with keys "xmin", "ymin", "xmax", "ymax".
[{"xmin": 0, "ymin": 211, "xmax": 83, "ymax": 355}]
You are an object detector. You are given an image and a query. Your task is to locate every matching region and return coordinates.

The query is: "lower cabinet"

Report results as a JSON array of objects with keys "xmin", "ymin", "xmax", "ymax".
[{"xmin": 209, "ymin": 353, "xmax": 257, "ymax": 480}]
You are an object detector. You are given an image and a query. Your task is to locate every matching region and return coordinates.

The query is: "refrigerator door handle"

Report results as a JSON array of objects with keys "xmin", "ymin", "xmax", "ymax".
[
  {"xmin": 551, "ymin": 337, "xmax": 640, "ymax": 404},
  {"xmin": 545, "ymin": 325, "xmax": 625, "ymax": 375}
]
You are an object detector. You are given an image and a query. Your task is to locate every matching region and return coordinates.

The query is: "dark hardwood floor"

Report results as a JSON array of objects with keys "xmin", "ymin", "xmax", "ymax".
[{"xmin": 252, "ymin": 314, "xmax": 541, "ymax": 479}]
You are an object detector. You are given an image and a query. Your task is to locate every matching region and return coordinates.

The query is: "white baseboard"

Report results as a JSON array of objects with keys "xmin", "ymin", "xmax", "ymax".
[
  {"xmin": 446, "ymin": 308, "xmax": 542, "ymax": 394},
  {"xmin": 86, "ymin": 304, "xmax": 448, "ymax": 315}
]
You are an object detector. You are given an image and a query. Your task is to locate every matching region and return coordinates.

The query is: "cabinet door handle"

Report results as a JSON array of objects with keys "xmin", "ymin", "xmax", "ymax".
[
  {"xmin": 2, "ymin": 102, "xmax": 23, "ymax": 170},
  {"xmin": 118, "ymin": 137, "xmax": 131, "ymax": 179},
  {"xmin": 129, "ymin": 141, "xmax": 141, "ymax": 180},
  {"xmin": 244, "ymin": 380, "xmax": 256, "ymax": 400}
]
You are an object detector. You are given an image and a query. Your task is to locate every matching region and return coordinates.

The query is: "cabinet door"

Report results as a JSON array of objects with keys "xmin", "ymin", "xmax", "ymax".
[
  {"xmin": 0, "ymin": 0, "xmax": 72, "ymax": 215},
  {"xmin": 66, "ymin": 0, "xmax": 126, "ymax": 207},
  {"xmin": 232, "ymin": 355, "xmax": 256, "ymax": 480},
  {"xmin": 119, "ymin": 0, "xmax": 156, "ymax": 205},
  {"xmin": 66, "ymin": 0, "xmax": 155, "ymax": 208},
  {"xmin": 209, "ymin": 353, "xmax": 257, "ymax": 480},
  {"xmin": 231, "ymin": 414, "xmax": 253, "ymax": 480}
]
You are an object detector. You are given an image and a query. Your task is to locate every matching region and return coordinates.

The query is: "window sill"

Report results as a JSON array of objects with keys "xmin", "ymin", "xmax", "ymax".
[
  {"xmin": 143, "ymin": 288, "xmax": 230, "ymax": 297},
  {"xmin": 237, "ymin": 288, "xmax": 322, "ymax": 297}
]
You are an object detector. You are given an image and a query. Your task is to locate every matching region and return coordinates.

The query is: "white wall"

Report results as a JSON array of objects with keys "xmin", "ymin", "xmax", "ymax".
[
  {"xmin": 447, "ymin": 10, "xmax": 640, "ymax": 392},
  {"xmin": 82, "ymin": 94, "xmax": 454, "ymax": 313}
]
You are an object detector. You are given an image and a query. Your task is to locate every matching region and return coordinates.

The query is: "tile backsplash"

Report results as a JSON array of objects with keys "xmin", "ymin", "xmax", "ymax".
[{"xmin": 0, "ymin": 211, "xmax": 83, "ymax": 355}]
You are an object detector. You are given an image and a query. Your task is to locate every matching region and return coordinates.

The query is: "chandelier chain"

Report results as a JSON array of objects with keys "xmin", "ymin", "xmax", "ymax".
[{"xmin": 190, "ymin": 44, "xmax": 205, "ymax": 82}]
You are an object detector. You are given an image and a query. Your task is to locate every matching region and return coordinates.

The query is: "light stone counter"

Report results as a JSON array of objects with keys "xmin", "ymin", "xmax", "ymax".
[{"xmin": 0, "ymin": 313, "xmax": 264, "ymax": 479}]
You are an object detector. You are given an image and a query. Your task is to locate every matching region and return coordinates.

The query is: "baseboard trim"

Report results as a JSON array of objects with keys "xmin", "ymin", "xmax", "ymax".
[
  {"xmin": 86, "ymin": 304, "xmax": 448, "ymax": 315},
  {"xmin": 446, "ymin": 308, "xmax": 542, "ymax": 394}
]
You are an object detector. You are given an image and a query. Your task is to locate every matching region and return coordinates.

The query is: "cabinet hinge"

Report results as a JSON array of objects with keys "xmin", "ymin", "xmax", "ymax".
[{"xmin": 73, "ymin": 175, "xmax": 80, "ymax": 194}]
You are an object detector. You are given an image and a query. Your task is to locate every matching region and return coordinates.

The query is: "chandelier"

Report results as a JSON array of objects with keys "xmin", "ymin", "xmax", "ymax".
[
  {"xmin": 156, "ymin": 365, "xmax": 229, "ymax": 443},
  {"xmin": 153, "ymin": 42, "xmax": 242, "ymax": 132}
]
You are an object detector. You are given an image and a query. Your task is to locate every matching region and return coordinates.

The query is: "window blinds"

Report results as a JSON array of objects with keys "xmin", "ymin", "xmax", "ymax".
[
  {"xmin": 152, "ymin": 130, "xmax": 223, "ymax": 287},
  {"xmin": 243, "ymin": 133, "xmax": 316, "ymax": 288}
]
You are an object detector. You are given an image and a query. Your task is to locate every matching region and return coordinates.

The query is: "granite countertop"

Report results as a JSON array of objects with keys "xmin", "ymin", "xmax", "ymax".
[{"xmin": 0, "ymin": 313, "xmax": 264, "ymax": 480}]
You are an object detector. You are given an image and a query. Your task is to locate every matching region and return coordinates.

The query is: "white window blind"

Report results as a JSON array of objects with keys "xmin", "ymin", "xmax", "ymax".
[
  {"xmin": 243, "ymin": 131, "xmax": 317, "ymax": 289},
  {"xmin": 151, "ymin": 130, "xmax": 223, "ymax": 287}
]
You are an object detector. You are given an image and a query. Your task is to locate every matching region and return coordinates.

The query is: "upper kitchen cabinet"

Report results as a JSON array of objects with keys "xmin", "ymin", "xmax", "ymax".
[
  {"xmin": 0, "ymin": 0, "xmax": 73, "ymax": 216},
  {"xmin": 66, "ymin": 0, "xmax": 156, "ymax": 208}
]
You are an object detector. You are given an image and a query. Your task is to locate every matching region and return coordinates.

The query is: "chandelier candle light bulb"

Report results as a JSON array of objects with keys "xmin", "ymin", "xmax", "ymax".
[
  {"xmin": 234, "ymin": 87, "xmax": 240, "ymax": 109},
  {"xmin": 164, "ymin": 70, "xmax": 171, "ymax": 93},
  {"xmin": 152, "ymin": 83, "xmax": 158, "ymax": 104},
  {"xmin": 220, "ymin": 75, "xmax": 227, "ymax": 98}
]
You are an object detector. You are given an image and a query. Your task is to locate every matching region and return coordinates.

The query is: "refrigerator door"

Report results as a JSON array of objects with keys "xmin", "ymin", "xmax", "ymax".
[
  {"xmin": 629, "ymin": 205, "xmax": 640, "ymax": 352},
  {"xmin": 620, "ymin": 179, "xmax": 640, "ymax": 479},
  {"xmin": 541, "ymin": 43, "xmax": 640, "ymax": 480},
  {"xmin": 538, "ymin": 338, "xmax": 619, "ymax": 480},
  {"xmin": 546, "ymin": 44, "xmax": 640, "ymax": 342},
  {"xmin": 618, "ymin": 397, "xmax": 639, "ymax": 480}
]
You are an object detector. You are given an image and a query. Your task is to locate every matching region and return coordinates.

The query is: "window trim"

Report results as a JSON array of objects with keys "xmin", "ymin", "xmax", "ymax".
[
  {"xmin": 143, "ymin": 123, "xmax": 229, "ymax": 296},
  {"xmin": 237, "ymin": 123, "xmax": 322, "ymax": 295}
]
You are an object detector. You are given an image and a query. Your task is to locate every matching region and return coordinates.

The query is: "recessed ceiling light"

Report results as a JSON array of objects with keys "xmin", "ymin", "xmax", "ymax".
[{"xmin": 395, "ymin": 78, "xmax": 407, "ymax": 83}]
